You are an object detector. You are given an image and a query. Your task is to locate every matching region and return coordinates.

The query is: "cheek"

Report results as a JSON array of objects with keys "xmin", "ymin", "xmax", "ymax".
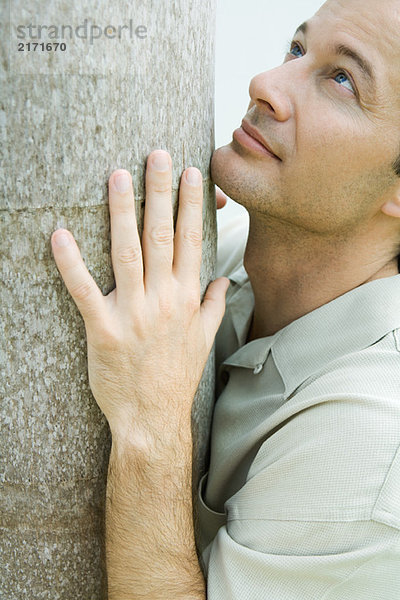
[
  {"xmin": 281, "ymin": 119, "xmax": 392, "ymax": 233},
  {"xmin": 295, "ymin": 110, "xmax": 386, "ymax": 177},
  {"xmin": 282, "ymin": 157, "xmax": 390, "ymax": 235}
]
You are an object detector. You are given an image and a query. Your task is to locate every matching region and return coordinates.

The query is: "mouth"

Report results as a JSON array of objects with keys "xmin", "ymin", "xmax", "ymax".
[{"xmin": 235, "ymin": 119, "xmax": 281, "ymax": 161}]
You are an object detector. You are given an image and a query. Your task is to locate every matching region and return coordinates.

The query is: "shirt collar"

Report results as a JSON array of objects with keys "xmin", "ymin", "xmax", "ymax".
[{"xmin": 222, "ymin": 265, "xmax": 400, "ymax": 399}]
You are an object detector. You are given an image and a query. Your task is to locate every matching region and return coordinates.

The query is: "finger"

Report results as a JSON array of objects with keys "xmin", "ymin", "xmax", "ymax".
[
  {"xmin": 51, "ymin": 229, "xmax": 106, "ymax": 328},
  {"xmin": 200, "ymin": 277, "xmax": 230, "ymax": 353},
  {"xmin": 109, "ymin": 169, "xmax": 144, "ymax": 302},
  {"xmin": 216, "ymin": 187, "xmax": 227, "ymax": 209},
  {"xmin": 142, "ymin": 150, "xmax": 173, "ymax": 292},
  {"xmin": 173, "ymin": 167, "xmax": 203, "ymax": 289}
]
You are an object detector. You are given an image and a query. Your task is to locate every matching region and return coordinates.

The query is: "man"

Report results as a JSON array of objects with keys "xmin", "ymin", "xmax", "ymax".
[{"xmin": 51, "ymin": 0, "xmax": 400, "ymax": 597}]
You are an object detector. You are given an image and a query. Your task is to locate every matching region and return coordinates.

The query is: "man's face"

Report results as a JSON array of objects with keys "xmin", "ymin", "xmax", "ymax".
[{"xmin": 211, "ymin": 0, "xmax": 400, "ymax": 236}]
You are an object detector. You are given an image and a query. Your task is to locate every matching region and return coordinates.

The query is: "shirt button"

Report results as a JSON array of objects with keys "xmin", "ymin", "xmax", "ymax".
[{"xmin": 253, "ymin": 363, "xmax": 263, "ymax": 375}]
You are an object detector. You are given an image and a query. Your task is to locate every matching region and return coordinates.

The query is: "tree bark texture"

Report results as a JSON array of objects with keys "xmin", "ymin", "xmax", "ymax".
[{"xmin": 0, "ymin": 1, "xmax": 217, "ymax": 597}]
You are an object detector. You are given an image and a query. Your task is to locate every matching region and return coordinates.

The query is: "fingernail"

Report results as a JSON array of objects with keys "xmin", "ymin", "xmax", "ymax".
[
  {"xmin": 114, "ymin": 171, "xmax": 131, "ymax": 193},
  {"xmin": 151, "ymin": 152, "xmax": 170, "ymax": 171},
  {"xmin": 185, "ymin": 168, "xmax": 201, "ymax": 186},
  {"xmin": 53, "ymin": 232, "xmax": 70, "ymax": 247}
]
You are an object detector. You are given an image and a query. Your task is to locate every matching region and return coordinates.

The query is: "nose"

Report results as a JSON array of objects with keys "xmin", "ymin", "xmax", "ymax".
[{"xmin": 248, "ymin": 65, "xmax": 293, "ymax": 122}]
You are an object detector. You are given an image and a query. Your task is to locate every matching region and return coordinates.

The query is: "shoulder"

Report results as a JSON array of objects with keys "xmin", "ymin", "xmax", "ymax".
[
  {"xmin": 228, "ymin": 332, "xmax": 400, "ymax": 528},
  {"xmin": 292, "ymin": 328, "xmax": 400, "ymax": 402}
]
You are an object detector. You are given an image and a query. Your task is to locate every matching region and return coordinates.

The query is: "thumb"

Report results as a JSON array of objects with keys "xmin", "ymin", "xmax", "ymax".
[
  {"xmin": 216, "ymin": 187, "xmax": 228, "ymax": 209},
  {"xmin": 200, "ymin": 277, "xmax": 230, "ymax": 351}
]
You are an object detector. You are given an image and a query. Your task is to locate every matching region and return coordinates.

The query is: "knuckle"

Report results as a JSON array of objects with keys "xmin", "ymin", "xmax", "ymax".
[
  {"xmin": 184, "ymin": 191, "xmax": 202, "ymax": 207},
  {"xmin": 70, "ymin": 280, "xmax": 93, "ymax": 302},
  {"xmin": 185, "ymin": 291, "xmax": 200, "ymax": 314},
  {"xmin": 158, "ymin": 295, "xmax": 173, "ymax": 317},
  {"xmin": 93, "ymin": 328, "xmax": 122, "ymax": 352},
  {"xmin": 179, "ymin": 283, "xmax": 200, "ymax": 316},
  {"xmin": 115, "ymin": 245, "xmax": 142, "ymax": 265},
  {"xmin": 183, "ymin": 228, "xmax": 203, "ymax": 248},
  {"xmin": 152, "ymin": 183, "xmax": 171, "ymax": 194},
  {"xmin": 149, "ymin": 223, "xmax": 173, "ymax": 245}
]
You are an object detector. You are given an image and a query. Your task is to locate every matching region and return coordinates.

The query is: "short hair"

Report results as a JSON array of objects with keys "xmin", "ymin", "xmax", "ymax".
[
  {"xmin": 392, "ymin": 149, "xmax": 400, "ymax": 271},
  {"xmin": 394, "ymin": 152, "xmax": 400, "ymax": 178}
]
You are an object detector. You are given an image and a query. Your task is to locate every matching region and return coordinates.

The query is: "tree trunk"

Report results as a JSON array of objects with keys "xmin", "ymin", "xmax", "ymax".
[{"xmin": 0, "ymin": 1, "xmax": 217, "ymax": 597}]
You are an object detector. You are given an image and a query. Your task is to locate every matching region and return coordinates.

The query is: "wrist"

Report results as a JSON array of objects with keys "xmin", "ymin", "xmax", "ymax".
[
  {"xmin": 109, "ymin": 424, "xmax": 193, "ymax": 473},
  {"xmin": 109, "ymin": 407, "xmax": 193, "ymax": 455}
]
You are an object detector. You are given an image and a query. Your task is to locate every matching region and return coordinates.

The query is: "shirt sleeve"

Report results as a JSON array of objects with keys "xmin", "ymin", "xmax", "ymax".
[
  {"xmin": 205, "ymin": 519, "xmax": 400, "ymax": 599},
  {"xmin": 202, "ymin": 395, "xmax": 400, "ymax": 599}
]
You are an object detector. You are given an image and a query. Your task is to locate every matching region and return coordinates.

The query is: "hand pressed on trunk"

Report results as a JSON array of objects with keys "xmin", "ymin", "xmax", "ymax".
[{"xmin": 51, "ymin": 150, "xmax": 230, "ymax": 447}]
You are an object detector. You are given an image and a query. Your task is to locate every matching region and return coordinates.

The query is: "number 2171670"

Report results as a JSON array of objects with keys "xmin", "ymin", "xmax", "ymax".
[{"xmin": 18, "ymin": 42, "xmax": 67, "ymax": 51}]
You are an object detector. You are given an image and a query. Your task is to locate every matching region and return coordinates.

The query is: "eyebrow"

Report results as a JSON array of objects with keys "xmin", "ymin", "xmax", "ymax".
[
  {"xmin": 293, "ymin": 20, "xmax": 377, "ymax": 92},
  {"xmin": 294, "ymin": 21, "xmax": 308, "ymax": 37}
]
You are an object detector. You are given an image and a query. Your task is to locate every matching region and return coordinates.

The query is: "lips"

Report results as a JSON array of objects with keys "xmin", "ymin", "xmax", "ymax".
[{"xmin": 241, "ymin": 120, "xmax": 280, "ymax": 160}]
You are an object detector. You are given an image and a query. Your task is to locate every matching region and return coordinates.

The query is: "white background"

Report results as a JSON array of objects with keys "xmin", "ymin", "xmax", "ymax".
[{"xmin": 214, "ymin": 0, "xmax": 325, "ymax": 236}]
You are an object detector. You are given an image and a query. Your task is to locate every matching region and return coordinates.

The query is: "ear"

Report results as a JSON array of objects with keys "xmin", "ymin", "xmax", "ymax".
[{"xmin": 381, "ymin": 186, "xmax": 400, "ymax": 218}]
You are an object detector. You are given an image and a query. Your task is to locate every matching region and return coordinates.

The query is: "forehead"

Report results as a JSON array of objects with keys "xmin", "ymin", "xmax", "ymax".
[
  {"xmin": 311, "ymin": 0, "xmax": 400, "ymax": 100},
  {"xmin": 314, "ymin": 0, "xmax": 400, "ymax": 58}
]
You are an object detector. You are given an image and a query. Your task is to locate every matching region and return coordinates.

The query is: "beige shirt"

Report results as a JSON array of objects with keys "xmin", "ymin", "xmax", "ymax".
[{"xmin": 197, "ymin": 253, "xmax": 400, "ymax": 598}]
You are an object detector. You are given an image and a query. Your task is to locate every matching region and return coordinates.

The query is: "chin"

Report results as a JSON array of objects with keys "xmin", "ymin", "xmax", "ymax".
[
  {"xmin": 211, "ymin": 144, "xmax": 279, "ymax": 212},
  {"xmin": 211, "ymin": 144, "xmax": 246, "ymax": 201},
  {"xmin": 210, "ymin": 145, "xmax": 230, "ymax": 184}
]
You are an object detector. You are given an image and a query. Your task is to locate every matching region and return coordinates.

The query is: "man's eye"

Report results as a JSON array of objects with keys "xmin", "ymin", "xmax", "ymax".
[
  {"xmin": 333, "ymin": 72, "xmax": 356, "ymax": 94},
  {"xmin": 287, "ymin": 42, "xmax": 357, "ymax": 96},
  {"xmin": 289, "ymin": 43, "xmax": 303, "ymax": 58}
]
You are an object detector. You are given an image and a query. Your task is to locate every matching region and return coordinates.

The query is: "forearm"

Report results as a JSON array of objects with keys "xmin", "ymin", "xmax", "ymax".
[
  {"xmin": 51, "ymin": 154, "xmax": 227, "ymax": 598},
  {"xmin": 105, "ymin": 426, "xmax": 206, "ymax": 600}
]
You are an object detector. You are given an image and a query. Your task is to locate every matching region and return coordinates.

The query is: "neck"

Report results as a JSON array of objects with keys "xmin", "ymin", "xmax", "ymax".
[{"xmin": 244, "ymin": 212, "xmax": 399, "ymax": 342}]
